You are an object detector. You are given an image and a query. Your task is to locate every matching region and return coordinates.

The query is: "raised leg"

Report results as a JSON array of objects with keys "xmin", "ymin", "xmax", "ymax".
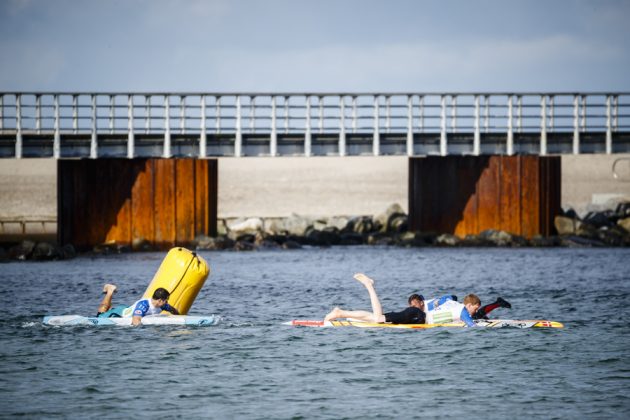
[
  {"xmin": 97, "ymin": 284, "xmax": 117, "ymax": 314},
  {"xmin": 323, "ymin": 273, "xmax": 386, "ymax": 323},
  {"xmin": 353, "ymin": 273, "xmax": 384, "ymax": 318}
]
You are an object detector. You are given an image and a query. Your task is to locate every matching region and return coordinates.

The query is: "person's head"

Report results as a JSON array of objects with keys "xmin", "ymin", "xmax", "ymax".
[
  {"xmin": 463, "ymin": 294, "xmax": 481, "ymax": 315},
  {"xmin": 408, "ymin": 293, "xmax": 425, "ymax": 310},
  {"xmin": 152, "ymin": 287, "xmax": 170, "ymax": 307}
]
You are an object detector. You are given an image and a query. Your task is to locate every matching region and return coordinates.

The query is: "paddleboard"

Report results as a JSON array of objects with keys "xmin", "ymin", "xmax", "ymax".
[
  {"xmin": 43, "ymin": 314, "xmax": 220, "ymax": 327},
  {"xmin": 284, "ymin": 319, "xmax": 564, "ymax": 329}
]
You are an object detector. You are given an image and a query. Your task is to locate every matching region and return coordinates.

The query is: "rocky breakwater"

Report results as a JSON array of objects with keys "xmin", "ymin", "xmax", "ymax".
[
  {"xmin": 553, "ymin": 202, "xmax": 630, "ymax": 247},
  {"xmin": 3, "ymin": 203, "xmax": 629, "ymax": 261},
  {"xmin": 0, "ymin": 240, "xmax": 77, "ymax": 263},
  {"xmin": 193, "ymin": 202, "xmax": 630, "ymax": 251}
]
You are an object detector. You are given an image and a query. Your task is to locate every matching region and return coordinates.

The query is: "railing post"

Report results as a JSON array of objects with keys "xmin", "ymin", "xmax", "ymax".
[
  {"xmin": 540, "ymin": 95, "xmax": 547, "ymax": 156},
  {"xmin": 373, "ymin": 95, "xmax": 380, "ymax": 156},
  {"xmin": 451, "ymin": 95, "xmax": 457, "ymax": 134},
  {"xmin": 145, "ymin": 95, "xmax": 151, "ymax": 134},
  {"xmin": 215, "ymin": 96, "xmax": 221, "ymax": 134},
  {"xmin": 36, "ymin": 94, "xmax": 41, "ymax": 134},
  {"xmin": 249, "ymin": 96, "xmax": 256, "ymax": 133},
  {"xmin": 235, "ymin": 95, "xmax": 242, "ymax": 157},
  {"xmin": 484, "ymin": 95, "xmax": 490, "ymax": 133},
  {"xmin": 73, "ymin": 94, "xmax": 78, "ymax": 134},
  {"xmin": 90, "ymin": 94, "xmax": 98, "ymax": 158},
  {"xmin": 418, "ymin": 95, "xmax": 424, "ymax": 133},
  {"xmin": 53, "ymin": 94, "xmax": 60, "ymax": 159},
  {"xmin": 385, "ymin": 95, "xmax": 391, "ymax": 134},
  {"xmin": 613, "ymin": 95, "xmax": 618, "ymax": 131},
  {"xmin": 180, "ymin": 95, "xmax": 186, "ymax": 135},
  {"xmin": 305, "ymin": 95, "xmax": 312, "ymax": 157},
  {"xmin": 200, "ymin": 95, "xmax": 207, "ymax": 158},
  {"xmin": 163, "ymin": 95, "xmax": 171, "ymax": 158},
  {"xmin": 318, "ymin": 96, "xmax": 324, "ymax": 134},
  {"xmin": 339, "ymin": 95, "xmax": 346, "ymax": 156},
  {"xmin": 573, "ymin": 94, "xmax": 580, "ymax": 154},
  {"xmin": 581, "ymin": 95, "xmax": 586, "ymax": 132},
  {"xmin": 109, "ymin": 95, "xmax": 114, "ymax": 134},
  {"xmin": 0, "ymin": 94, "xmax": 3, "ymax": 131},
  {"xmin": 15, "ymin": 94, "xmax": 22, "ymax": 159},
  {"xmin": 473, "ymin": 95, "xmax": 480, "ymax": 156},
  {"xmin": 517, "ymin": 95, "xmax": 522, "ymax": 133},
  {"xmin": 270, "ymin": 95, "xmax": 277, "ymax": 157},
  {"xmin": 507, "ymin": 95, "xmax": 514, "ymax": 156},
  {"xmin": 549, "ymin": 95, "xmax": 555, "ymax": 132},
  {"xmin": 352, "ymin": 96, "xmax": 357, "ymax": 134},
  {"xmin": 606, "ymin": 94, "xmax": 612, "ymax": 154},
  {"xmin": 440, "ymin": 95, "xmax": 447, "ymax": 156},
  {"xmin": 284, "ymin": 95, "xmax": 289, "ymax": 135},
  {"xmin": 127, "ymin": 94, "xmax": 135, "ymax": 158},
  {"xmin": 406, "ymin": 94, "xmax": 413, "ymax": 156}
]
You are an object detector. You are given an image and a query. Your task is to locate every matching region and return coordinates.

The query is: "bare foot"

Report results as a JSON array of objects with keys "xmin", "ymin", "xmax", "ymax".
[
  {"xmin": 324, "ymin": 307, "xmax": 341, "ymax": 322},
  {"xmin": 103, "ymin": 284, "xmax": 117, "ymax": 294},
  {"xmin": 353, "ymin": 273, "xmax": 374, "ymax": 287}
]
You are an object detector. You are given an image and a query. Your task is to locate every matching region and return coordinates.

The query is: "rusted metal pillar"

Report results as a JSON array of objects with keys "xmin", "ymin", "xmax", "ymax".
[
  {"xmin": 58, "ymin": 158, "xmax": 218, "ymax": 250},
  {"xmin": 408, "ymin": 155, "xmax": 561, "ymax": 238}
]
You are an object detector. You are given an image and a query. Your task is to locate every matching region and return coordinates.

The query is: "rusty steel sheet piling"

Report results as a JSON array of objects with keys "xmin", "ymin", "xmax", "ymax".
[
  {"xmin": 408, "ymin": 156, "xmax": 561, "ymax": 238},
  {"xmin": 58, "ymin": 158, "xmax": 218, "ymax": 250}
]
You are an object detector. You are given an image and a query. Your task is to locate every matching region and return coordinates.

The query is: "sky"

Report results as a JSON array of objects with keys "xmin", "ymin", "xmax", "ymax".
[{"xmin": 1, "ymin": 0, "xmax": 629, "ymax": 93}]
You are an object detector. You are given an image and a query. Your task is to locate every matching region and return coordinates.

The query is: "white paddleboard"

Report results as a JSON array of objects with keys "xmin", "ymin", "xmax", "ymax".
[{"xmin": 43, "ymin": 314, "xmax": 220, "ymax": 326}]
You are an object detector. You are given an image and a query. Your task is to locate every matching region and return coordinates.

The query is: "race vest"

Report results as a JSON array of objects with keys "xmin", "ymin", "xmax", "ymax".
[
  {"xmin": 121, "ymin": 298, "xmax": 165, "ymax": 318},
  {"xmin": 425, "ymin": 299, "xmax": 466, "ymax": 324}
]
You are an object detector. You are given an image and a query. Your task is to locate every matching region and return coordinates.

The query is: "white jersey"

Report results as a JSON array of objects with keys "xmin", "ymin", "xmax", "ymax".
[
  {"xmin": 425, "ymin": 295, "xmax": 476, "ymax": 326},
  {"xmin": 121, "ymin": 298, "xmax": 168, "ymax": 318}
]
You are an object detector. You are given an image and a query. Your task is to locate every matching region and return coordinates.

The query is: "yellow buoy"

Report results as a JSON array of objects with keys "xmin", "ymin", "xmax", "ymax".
[{"xmin": 142, "ymin": 247, "xmax": 210, "ymax": 314}]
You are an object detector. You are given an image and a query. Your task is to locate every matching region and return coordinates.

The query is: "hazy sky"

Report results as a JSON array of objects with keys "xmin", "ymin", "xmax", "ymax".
[{"xmin": 1, "ymin": 0, "xmax": 629, "ymax": 92}]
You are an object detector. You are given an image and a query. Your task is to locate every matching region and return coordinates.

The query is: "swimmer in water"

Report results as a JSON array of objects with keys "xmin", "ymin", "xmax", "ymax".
[{"xmin": 96, "ymin": 284, "xmax": 179, "ymax": 326}]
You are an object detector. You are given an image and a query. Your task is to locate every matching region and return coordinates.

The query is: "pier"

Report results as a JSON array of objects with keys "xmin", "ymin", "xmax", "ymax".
[
  {"xmin": 1, "ymin": 92, "xmax": 629, "ymax": 158},
  {"xmin": 1, "ymin": 92, "xmax": 629, "ymax": 248}
]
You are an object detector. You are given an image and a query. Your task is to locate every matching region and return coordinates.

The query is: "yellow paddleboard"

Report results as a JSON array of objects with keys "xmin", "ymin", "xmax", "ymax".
[{"xmin": 285, "ymin": 319, "xmax": 564, "ymax": 329}]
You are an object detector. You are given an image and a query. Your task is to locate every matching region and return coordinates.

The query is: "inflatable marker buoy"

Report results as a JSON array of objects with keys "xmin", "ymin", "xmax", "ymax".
[{"xmin": 142, "ymin": 247, "xmax": 210, "ymax": 315}]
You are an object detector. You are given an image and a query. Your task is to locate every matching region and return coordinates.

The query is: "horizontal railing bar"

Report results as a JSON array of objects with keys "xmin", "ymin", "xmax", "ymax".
[{"xmin": 3, "ymin": 91, "xmax": 630, "ymax": 96}]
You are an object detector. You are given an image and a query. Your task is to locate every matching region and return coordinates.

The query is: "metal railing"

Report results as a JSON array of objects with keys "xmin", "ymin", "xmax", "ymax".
[{"xmin": 1, "ymin": 92, "xmax": 628, "ymax": 158}]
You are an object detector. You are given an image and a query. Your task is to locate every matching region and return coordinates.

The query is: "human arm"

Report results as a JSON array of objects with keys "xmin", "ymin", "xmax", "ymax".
[
  {"xmin": 130, "ymin": 300, "xmax": 149, "ymax": 326},
  {"xmin": 460, "ymin": 307, "xmax": 476, "ymax": 327},
  {"xmin": 163, "ymin": 303, "xmax": 179, "ymax": 315}
]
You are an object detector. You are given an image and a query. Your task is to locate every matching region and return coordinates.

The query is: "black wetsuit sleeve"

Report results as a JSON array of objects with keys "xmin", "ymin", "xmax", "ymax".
[{"xmin": 384, "ymin": 307, "xmax": 426, "ymax": 324}]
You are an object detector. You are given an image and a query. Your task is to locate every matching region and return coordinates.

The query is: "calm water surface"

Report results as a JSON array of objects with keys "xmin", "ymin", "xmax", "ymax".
[{"xmin": 1, "ymin": 247, "xmax": 629, "ymax": 419}]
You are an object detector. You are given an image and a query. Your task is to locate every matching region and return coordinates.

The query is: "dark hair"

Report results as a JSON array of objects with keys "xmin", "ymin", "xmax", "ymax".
[
  {"xmin": 152, "ymin": 287, "xmax": 170, "ymax": 300},
  {"xmin": 408, "ymin": 293, "xmax": 424, "ymax": 304}
]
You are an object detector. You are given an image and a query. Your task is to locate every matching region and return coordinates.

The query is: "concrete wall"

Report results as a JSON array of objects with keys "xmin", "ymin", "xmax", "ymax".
[
  {"xmin": 561, "ymin": 154, "xmax": 630, "ymax": 214},
  {"xmin": 1, "ymin": 154, "xmax": 629, "ymax": 227}
]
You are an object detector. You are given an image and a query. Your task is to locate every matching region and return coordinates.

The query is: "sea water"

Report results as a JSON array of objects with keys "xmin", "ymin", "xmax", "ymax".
[{"xmin": 1, "ymin": 247, "xmax": 629, "ymax": 419}]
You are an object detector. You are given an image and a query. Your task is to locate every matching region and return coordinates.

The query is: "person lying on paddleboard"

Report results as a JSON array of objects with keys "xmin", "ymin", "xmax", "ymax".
[
  {"xmin": 421, "ymin": 294, "xmax": 479, "ymax": 326},
  {"xmin": 97, "ymin": 284, "xmax": 179, "ymax": 326},
  {"xmin": 324, "ymin": 273, "xmax": 426, "ymax": 324},
  {"xmin": 427, "ymin": 294, "xmax": 511, "ymax": 322}
]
